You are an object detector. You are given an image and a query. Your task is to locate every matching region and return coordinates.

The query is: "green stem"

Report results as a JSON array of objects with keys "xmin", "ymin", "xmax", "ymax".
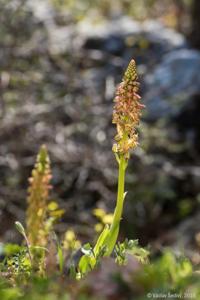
[
  {"xmin": 24, "ymin": 233, "xmax": 33, "ymax": 264},
  {"xmin": 112, "ymin": 155, "xmax": 127, "ymax": 226},
  {"xmin": 105, "ymin": 154, "xmax": 127, "ymax": 255},
  {"xmin": 78, "ymin": 155, "xmax": 128, "ymax": 274}
]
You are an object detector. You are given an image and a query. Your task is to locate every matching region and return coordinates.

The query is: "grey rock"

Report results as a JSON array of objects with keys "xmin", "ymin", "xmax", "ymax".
[
  {"xmin": 144, "ymin": 49, "xmax": 200, "ymax": 120},
  {"xmin": 80, "ymin": 17, "xmax": 186, "ymax": 60},
  {"xmin": 77, "ymin": 16, "xmax": 141, "ymax": 40},
  {"xmin": 142, "ymin": 20, "xmax": 186, "ymax": 51}
]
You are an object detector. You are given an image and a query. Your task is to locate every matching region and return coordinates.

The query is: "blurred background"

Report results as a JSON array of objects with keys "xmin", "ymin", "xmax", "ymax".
[{"xmin": 0, "ymin": 0, "xmax": 200, "ymax": 262}]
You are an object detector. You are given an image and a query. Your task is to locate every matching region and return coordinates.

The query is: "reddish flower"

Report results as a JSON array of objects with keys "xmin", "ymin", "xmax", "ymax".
[{"xmin": 112, "ymin": 59, "xmax": 144, "ymax": 158}]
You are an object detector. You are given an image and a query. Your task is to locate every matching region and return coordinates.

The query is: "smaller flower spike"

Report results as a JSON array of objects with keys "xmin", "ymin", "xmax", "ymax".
[
  {"xmin": 112, "ymin": 59, "xmax": 144, "ymax": 159},
  {"xmin": 26, "ymin": 145, "xmax": 52, "ymax": 247}
]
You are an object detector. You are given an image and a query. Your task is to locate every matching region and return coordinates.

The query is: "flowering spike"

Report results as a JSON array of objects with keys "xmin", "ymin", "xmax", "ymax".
[
  {"xmin": 112, "ymin": 59, "xmax": 144, "ymax": 158},
  {"xmin": 26, "ymin": 145, "xmax": 52, "ymax": 247},
  {"xmin": 123, "ymin": 59, "xmax": 138, "ymax": 82}
]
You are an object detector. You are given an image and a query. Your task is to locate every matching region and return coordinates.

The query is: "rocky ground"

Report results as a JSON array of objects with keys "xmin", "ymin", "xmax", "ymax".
[{"xmin": 0, "ymin": 0, "xmax": 200, "ymax": 260}]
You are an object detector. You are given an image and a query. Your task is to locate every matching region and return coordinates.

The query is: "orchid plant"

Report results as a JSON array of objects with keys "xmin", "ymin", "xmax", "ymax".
[{"xmin": 78, "ymin": 59, "xmax": 145, "ymax": 276}]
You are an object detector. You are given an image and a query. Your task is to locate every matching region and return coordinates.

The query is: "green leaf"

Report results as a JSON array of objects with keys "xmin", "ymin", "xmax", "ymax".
[
  {"xmin": 4, "ymin": 243, "xmax": 24, "ymax": 256},
  {"xmin": 78, "ymin": 254, "xmax": 93, "ymax": 275},
  {"xmin": 104, "ymin": 221, "xmax": 120, "ymax": 256},
  {"xmin": 57, "ymin": 243, "xmax": 64, "ymax": 274},
  {"xmin": 93, "ymin": 224, "xmax": 110, "ymax": 256},
  {"xmin": 69, "ymin": 263, "xmax": 77, "ymax": 279}
]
